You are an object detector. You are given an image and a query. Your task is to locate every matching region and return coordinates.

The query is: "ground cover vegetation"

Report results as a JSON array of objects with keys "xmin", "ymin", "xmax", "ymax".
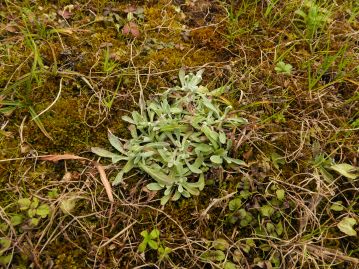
[{"xmin": 0, "ymin": 0, "xmax": 358, "ymax": 268}]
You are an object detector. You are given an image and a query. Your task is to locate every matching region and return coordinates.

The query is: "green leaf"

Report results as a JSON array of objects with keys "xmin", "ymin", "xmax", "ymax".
[
  {"xmin": 276, "ymin": 189, "xmax": 285, "ymax": 201},
  {"xmin": 91, "ymin": 147, "xmax": 121, "ymax": 159},
  {"xmin": 10, "ymin": 215, "xmax": 23, "ymax": 226},
  {"xmin": 219, "ymin": 132, "xmax": 226, "ymax": 144},
  {"xmin": 27, "ymin": 208, "xmax": 36, "ymax": 218},
  {"xmin": 337, "ymin": 217, "xmax": 357, "ymax": 236},
  {"xmin": 210, "ymin": 155, "xmax": 223, "ymax": 164},
  {"xmin": 30, "ymin": 197, "xmax": 39, "ymax": 209},
  {"xmin": 18, "ymin": 198, "xmax": 31, "ymax": 210},
  {"xmin": 30, "ymin": 218, "xmax": 40, "ymax": 226},
  {"xmin": 275, "ymin": 61, "xmax": 293, "ymax": 75},
  {"xmin": 276, "ymin": 221, "xmax": 283, "ymax": 236},
  {"xmin": 0, "ymin": 254, "xmax": 12, "ymax": 266},
  {"xmin": 224, "ymin": 157, "xmax": 247, "ymax": 166},
  {"xmin": 138, "ymin": 240, "xmax": 148, "ymax": 252},
  {"xmin": 212, "ymin": 238, "xmax": 229, "ymax": 251},
  {"xmin": 108, "ymin": 131, "xmax": 127, "ymax": 154},
  {"xmin": 224, "ymin": 262, "xmax": 237, "ymax": 269},
  {"xmin": 138, "ymin": 163, "xmax": 176, "ymax": 186},
  {"xmin": 330, "ymin": 163, "xmax": 358, "ymax": 180},
  {"xmin": 148, "ymin": 239, "xmax": 158, "ymax": 250},
  {"xmin": 160, "ymin": 193, "xmax": 172, "ymax": 205},
  {"xmin": 146, "ymin": 182, "xmax": 163, "ymax": 191},
  {"xmin": 185, "ymin": 160, "xmax": 203, "ymax": 174},
  {"xmin": 36, "ymin": 204, "xmax": 51, "ymax": 218},
  {"xmin": 260, "ymin": 205, "xmax": 275, "ymax": 217},
  {"xmin": 149, "ymin": 229, "xmax": 160, "ymax": 239},
  {"xmin": 330, "ymin": 201, "xmax": 344, "ymax": 211},
  {"xmin": 229, "ymin": 198, "xmax": 242, "ymax": 211},
  {"xmin": 0, "ymin": 238, "xmax": 11, "ymax": 255},
  {"xmin": 201, "ymin": 250, "xmax": 226, "ymax": 262}
]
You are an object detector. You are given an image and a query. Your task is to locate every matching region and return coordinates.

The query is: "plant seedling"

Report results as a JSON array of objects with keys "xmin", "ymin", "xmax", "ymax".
[
  {"xmin": 275, "ymin": 61, "xmax": 293, "ymax": 75},
  {"xmin": 138, "ymin": 229, "xmax": 160, "ymax": 252}
]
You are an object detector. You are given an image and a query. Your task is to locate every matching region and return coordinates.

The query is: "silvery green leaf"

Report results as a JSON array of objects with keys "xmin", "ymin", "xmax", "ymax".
[
  {"xmin": 113, "ymin": 171, "xmax": 124, "ymax": 185},
  {"xmin": 183, "ymin": 183, "xmax": 199, "ymax": 196},
  {"xmin": 108, "ymin": 131, "xmax": 127, "ymax": 155},
  {"xmin": 160, "ymin": 193, "xmax": 172, "ymax": 205},
  {"xmin": 219, "ymin": 132, "xmax": 226, "ymax": 144},
  {"xmin": 132, "ymin": 111, "xmax": 143, "ymax": 124},
  {"xmin": 181, "ymin": 190, "xmax": 191, "ymax": 198},
  {"xmin": 209, "ymin": 85, "xmax": 226, "ymax": 96},
  {"xmin": 172, "ymin": 190, "xmax": 181, "ymax": 201},
  {"xmin": 224, "ymin": 157, "xmax": 247, "ymax": 166},
  {"xmin": 179, "ymin": 68, "xmax": 186, "ymax": 87},
  {"xmin": 185, "ymin": 160, "xmax": 202, "ymax": 174},
  {"xmin": 210, "ymin": 155, "xmax": 223, "ymax": 164},
  {"xmin": 227, "ymin": 117, "xmax": 247, "ymax": 125},
  {"xmin": 122, "ymin": 115, "xmax": 135, "ymax": 124},
  {"xmin": 112, "ymin": 156, "xmax": 129, "ymax": 163},
  {"xmin": 164, "ymin": 186, "xmax": 172, "ymax": 196},
  {"xmin": 128, "ymin": 125, "xmax": 138, "ymax": 138},
  {"xmin": 147, "ymin": 182, "xmax": 163, "ymax": 191},
  {"xmin": 201, "ymin": 95, "xmax": 219, "ymax": 116},
  {"xmin": 123, "ymin": 159, "xmax": 135, "ymax": 173},
  {"xmin": 195, "ymin": 143, "xmax": 212, "ymax": 153},
  {"xmin": 138, "ymin": 163, "xmax": 176, "ymax": 185},
  {"xmin": 190, "ymin": 173, "xmax": 205, "ymax": 191},
  {"xmin": 91, "ymin": 147, "xmax": 121, "ymax": 160},
  {"xmin": 178, "ymin": 184, "xmax": 184, "ymax": 193}
]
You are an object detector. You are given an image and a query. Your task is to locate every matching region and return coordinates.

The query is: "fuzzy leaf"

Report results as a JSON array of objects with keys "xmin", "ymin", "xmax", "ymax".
[
  {"xmin": 146, "ymin": 182, "xmax": 163, "ymax": 191},
  {"xmin": 108, "ymin": 131, "xmax": 126, "ymax": 154},
  {"xmin": 36, "ymin": 204, "xmax": 51, "ymax": 218},
  {"xmin": 18, "ymin": 198, "xmax": 31, "ymax": 210},
  {"xmin": 210, "ymin": 155, "xmax": 223, "ymax": 164}
]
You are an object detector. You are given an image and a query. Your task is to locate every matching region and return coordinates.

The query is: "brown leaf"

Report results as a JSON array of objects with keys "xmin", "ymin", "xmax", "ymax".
[
  {"xmin": 5, "ymin": 24, "xmax": 18, "ymax": 33},
  {"xmin": 94, "ymin": 162, "xmax": 114, "ymax": 203},
  {"xmin": 122, "ymin": 22, "xmax": 140, "ymax": 38}
]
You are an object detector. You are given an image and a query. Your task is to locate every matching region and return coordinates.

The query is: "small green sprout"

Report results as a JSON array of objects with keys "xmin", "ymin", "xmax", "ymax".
[
  {"xmin": 138, "ymin": 229, "xmax": 160, "ymax": 252},
  {"xmin": 275, "ymin": 61, "xmax": 293, "ymax": 75}
]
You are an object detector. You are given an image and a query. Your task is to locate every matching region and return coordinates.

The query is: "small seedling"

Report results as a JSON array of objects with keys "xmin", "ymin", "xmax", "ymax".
[
  {"xmin": 16, "ymin": 197, "xmax": 51, "ymax": 227},
  {"xmin": 275, "ymin": 61, "xmax": 293, "ymax": 75},
  {"xmin": 138, "ymin": 229, "xmax": 160, "ymax": 252}
]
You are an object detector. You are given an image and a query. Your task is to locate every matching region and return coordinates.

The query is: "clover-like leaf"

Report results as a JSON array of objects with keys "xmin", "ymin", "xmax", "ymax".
[
  {"xmin": 36, "ymin": 204, "xmax": 51, "ymax": 218},
  {"xmin": 18, "ymin": 198, "xmax": 31, "ymax": 211},
  {"xmin": 275, "ymin": 61, "xmax": 293, "ymax": 75},
  {"xmin": 337, "ymin": 217, "xmax": 357, "ymax": 236}
]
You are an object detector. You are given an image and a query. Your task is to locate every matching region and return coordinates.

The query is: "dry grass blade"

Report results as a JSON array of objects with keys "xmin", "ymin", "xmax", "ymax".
[
  {"xmin": 40, "ymin": 154, "xmax": 114, "ymax": 203},
  {"xmin": 39, "ymin": 154, "xmax": 88, "ymax": 162}
]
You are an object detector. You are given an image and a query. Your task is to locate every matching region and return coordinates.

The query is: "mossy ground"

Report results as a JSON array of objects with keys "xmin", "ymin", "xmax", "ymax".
[{"xmin": 0, "ymin": 0, "xmax": 358, "ymax": 268}]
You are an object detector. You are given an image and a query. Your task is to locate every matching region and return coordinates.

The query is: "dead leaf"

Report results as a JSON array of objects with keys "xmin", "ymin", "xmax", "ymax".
[
  {"xmin": 94, "ymin": 162, "xmax": 114, "ymax": 203},
  {"xmin": 5, "ymin": 24, "xmax": 18, "ymax": 33},
  {"xmin": 40, "ymin": 154, "xmax": 87, "ymax": 162},
  {"xmin": 122, "ymin": 22, "xmax": 140, "ymax": 38},
  {"xmin": 58, "ymin": 5, "xmax": 75, "ymax": 19}
]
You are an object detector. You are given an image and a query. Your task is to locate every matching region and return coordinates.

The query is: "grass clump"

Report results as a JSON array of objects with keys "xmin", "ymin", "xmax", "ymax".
[{"xmin": 92, "ymin": 70, "xmax": 247, "ymax": 205}]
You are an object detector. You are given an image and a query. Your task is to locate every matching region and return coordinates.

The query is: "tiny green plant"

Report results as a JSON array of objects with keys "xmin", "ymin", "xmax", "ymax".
[
  {"xmin": 138, "ymin": 229, "xmax": 160, "ymax": 252},
  {"xmin": 92, "ymin": 70, "xmax": 248, "ymax": 205},
  {"xmin": 14, "ymin": 197, "xmax": 51, "ymax": 227},
  {"xmin": 294, "ymin": 1, "xmax": 331, "ymax": 42},
  {"xmin": 275, "ymin": 61, "xmax": 293, "ymax": 75}
]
